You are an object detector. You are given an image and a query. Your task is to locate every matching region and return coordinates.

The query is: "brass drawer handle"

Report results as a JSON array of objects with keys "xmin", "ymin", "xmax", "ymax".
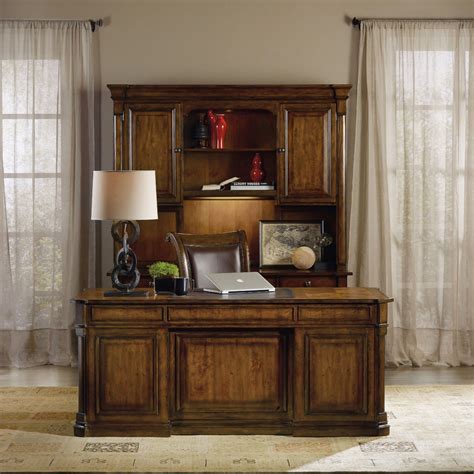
[
  {"xmin": 304, "ymin": 280, "xmax": 312, "ymax": 287},
  {"xmin": 174, "ymin": 147, "xmax": 183, "ymax": 153}
]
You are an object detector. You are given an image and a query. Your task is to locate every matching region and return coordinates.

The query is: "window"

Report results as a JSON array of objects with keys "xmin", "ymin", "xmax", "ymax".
[
  {"xmin": 1, "ymin": 59, "xmax": 63, "ymax": 326},
  {"xmin": 393, "ymin": 49, "xmax": 469, "ymax": 290}
]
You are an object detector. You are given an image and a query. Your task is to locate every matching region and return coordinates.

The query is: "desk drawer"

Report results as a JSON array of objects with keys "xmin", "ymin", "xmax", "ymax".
[
  {"xmin": 168, "ymin": 305, "xmax": 294, "ymax": 323},
  {"xmin": 91, "ymin": 306, "xmax": 164, "ymax": 322},
  {"xmin": 298, "ymin": 305, "xmax": 372, "ymax": 323},
  {"xmin": 279, "ymin": 277, "xmax": 337, "ymax": 288}
]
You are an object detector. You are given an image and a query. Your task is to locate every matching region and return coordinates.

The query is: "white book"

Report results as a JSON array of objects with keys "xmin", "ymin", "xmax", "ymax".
[
  {"xmin": 230, "ymin": 184, "xmax": 274, "ymax": 191},
  {"xmin": 201, "ymin": 176, "xmax": 240, "ymax": 191}
]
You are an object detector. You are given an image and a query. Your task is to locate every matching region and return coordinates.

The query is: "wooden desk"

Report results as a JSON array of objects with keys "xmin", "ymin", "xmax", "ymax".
[{"xmin": 73, "ymin": 288, "xmax": 392, "ymax": 437}]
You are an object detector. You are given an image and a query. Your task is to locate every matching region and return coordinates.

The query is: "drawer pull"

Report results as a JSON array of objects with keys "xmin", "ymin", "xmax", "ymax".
[{"xmin": 304, "ymin": 280, "xmax": 312, "ymax": 287}]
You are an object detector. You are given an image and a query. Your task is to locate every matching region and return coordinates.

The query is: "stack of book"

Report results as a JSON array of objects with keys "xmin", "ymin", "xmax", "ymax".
[
  {"xmin": 201, "ymin": 177, "xmax": 240, "ymax": 191},
  {"xmin": 230, "ymin": 182, "xmax": 275, "ymax": 191}
]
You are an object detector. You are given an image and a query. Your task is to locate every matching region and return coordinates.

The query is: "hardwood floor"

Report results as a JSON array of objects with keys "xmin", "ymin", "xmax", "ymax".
[
  {"xmin": 0, "ymin": 366, "xmax": 77, "ymax": 387},
  {"xmin": 386, "ymin": 366, "xmax": 473, "ymax": 385},
  {"xmin": 0, "ymin": 365, "xmax": 472, "ymax": 387}
]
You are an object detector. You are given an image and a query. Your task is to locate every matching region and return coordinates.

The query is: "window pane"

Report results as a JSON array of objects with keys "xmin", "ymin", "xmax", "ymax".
[
  {"xmin": 3, "ymin": 119, "xmax": 33, "ymax": 173},
  {"xmin": 34, "ymin": 236, "xmax": 62, "ymax": 292},
  {"xmin": 397, "ymin": 51, "xmax": 454, "ymax": 106},
  {"xmin": 34, "ymin": 295, "xmax": 62, "ymax": 329},
  {"xmin": 8, "ymin": 235, "xmax": 34, "ymax": 297},
  {"xmin": 34, "ymin": 60, "xmax": 60, "ymax": 114},
  {"xmin": 35, "ymin": 119, "xmax": 61, "ymax": 173},
  {"xmin": 2, "ymin": 60, "xmax": 33, "ymax": 114},
  {"xmin": 35, "ymin": 178, "xmax": 61, "ymax": 233},
  {"xmin": 4, "ymin": 178, "xmax": 33, "ymax": 232}
]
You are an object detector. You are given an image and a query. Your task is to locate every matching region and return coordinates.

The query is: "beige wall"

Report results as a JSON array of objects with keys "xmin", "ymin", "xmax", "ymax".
[{"xmin": 1, "ymin": 0, "xmax": 472, "ymax": 284}]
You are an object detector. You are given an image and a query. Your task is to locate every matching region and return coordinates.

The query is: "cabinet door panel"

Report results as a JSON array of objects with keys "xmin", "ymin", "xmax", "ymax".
[
  {"xmin": 171, "ymin": 331, "xmax": 289, "ymax": 418},
  {"xmin": 295, "ymin": 328, "xmax": 375, "ymax": 421},
  {"xmin": 127, "ymin": 103, "xmax": 181, "ymax": 203},
  {"xmin": 98, "ymin": 336, "xmax": 154, "ymax": 413},
  {"xmin": 279, "ymin": 103, "xmax": 336, "ymax": 204},
  {"xmin": 89, "ymin": 329, "xmax": 168, "ymax": 421}
]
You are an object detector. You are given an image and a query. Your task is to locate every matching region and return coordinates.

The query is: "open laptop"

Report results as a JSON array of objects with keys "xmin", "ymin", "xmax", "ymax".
[{"xmin": 202, "ymin": 272, "xmax": 276, "ymax": 294}]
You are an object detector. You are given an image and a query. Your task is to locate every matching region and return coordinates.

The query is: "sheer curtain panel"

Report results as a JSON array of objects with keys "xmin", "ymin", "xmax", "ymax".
[
  {"xmin": 0, "ymin": 20, "xmax": 95, "ymax": 367},
  {"xmin": 349, "ymin": 20, "xmax": 474, "ymax": 366}
]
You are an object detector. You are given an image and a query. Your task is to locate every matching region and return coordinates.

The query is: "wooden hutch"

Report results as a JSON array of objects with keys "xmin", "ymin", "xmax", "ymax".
[{"xmin": 108, "ymin": 84, "xmax": 351, "ymax": 286}]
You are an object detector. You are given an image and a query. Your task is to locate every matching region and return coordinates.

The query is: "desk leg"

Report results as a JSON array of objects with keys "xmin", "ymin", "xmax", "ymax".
[{"xmin": 74, "ymin": 313, "xmax": 87, "ymax": 436}]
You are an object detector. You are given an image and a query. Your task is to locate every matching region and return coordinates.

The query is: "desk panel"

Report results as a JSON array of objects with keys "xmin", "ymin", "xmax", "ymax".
[{"xmin": 171, "ymin": 330, "xmax": 289, "ymax": 420}]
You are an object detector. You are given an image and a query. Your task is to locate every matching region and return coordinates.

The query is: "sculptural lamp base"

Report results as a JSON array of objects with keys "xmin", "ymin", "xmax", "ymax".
[{"xmin": 104, "ymin": 220, "xmax": 149, "ymax": 297}]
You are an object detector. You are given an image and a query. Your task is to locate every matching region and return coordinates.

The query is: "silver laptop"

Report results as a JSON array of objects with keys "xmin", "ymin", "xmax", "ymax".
[{"xmin": 203, "ymin": 272, "xmax": 276, "ymax": 294}]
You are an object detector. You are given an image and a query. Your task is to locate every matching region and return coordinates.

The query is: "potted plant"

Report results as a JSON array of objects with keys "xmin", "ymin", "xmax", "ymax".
[{"xmin": 148, "ymin": 261, "xmax": 179, "ymax": 293}]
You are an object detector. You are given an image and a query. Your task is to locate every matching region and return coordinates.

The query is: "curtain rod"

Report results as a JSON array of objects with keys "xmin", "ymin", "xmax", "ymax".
[
  {"xmin": 90, "ymin": 19, "xmax": 103, "ymax": 32},
  {"xmin": 0, "ymin": 18, "xmax": 103, "ymax": 32},
  {"xmin": 352, "ymin": 17, "xmax": 474, "ymax": 28}
]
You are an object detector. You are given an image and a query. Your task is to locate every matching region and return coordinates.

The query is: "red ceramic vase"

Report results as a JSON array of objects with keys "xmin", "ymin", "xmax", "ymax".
[
  {"xmin": 215, "ymin": 114, "xmax": 227, "ymax": 149},
  {"xmin": 207, "ymin": 110, "xmax": 217, "ymax": 148},
  {"xmin": 250, "ymin": 153, "xmax": 265, "ymax": 182}
]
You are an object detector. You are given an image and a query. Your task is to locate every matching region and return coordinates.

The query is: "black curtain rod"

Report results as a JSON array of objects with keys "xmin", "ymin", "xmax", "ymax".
[
  {"xmin": 352, "ymin": 17, "xmax": 474, "ymax": 28},
  {"xmin": 0, "ymin": 18, "xmax": 103, "ymax": 32},
  {"xmin": 90, "ymin": 19, "xmax": 103, "ymax": 32}
]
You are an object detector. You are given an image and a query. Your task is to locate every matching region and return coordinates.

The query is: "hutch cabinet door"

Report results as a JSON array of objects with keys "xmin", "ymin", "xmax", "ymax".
[
  {"xmin": 124, "ymin": 103, "xmax": 182, "ymax": 203},
  {"xmin": 87, "ymin": 328, "xmax": 168, "ymax": 423},
  {"xmin": 278, "ymin": 103, "xmax": 336, "ymax": 204},
  {"xmin": 294, "ymin": 327, "xmax": 375, "ymax": 421}
]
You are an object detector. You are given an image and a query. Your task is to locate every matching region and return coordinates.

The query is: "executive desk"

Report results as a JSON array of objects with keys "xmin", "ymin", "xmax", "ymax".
[{"xmin": 73, "ymin": 288, "xmax": 392, "ymax": 437}]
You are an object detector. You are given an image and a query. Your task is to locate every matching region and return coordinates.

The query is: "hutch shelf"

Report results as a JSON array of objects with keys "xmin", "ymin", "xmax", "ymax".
[{"xmin": 108, "ymin": 84, "xmax": 351, "ymax": 287}]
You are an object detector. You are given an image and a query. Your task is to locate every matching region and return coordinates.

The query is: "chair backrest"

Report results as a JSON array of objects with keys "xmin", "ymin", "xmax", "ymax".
[{"xmin": 166, "ymin": 230, "xmax": 251, "ymax": 289}]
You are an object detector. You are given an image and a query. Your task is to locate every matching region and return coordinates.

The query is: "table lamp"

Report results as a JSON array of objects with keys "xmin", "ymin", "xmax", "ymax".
[{"xmin": 91, "ymin": 170, "xmax": 158, "ymax": 296}]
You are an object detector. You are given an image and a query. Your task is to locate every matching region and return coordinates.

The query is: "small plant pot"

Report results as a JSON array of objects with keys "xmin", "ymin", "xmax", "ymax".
[{"xmin": 154, "ymin": 277, "xmax": 175, "ymax": 294}]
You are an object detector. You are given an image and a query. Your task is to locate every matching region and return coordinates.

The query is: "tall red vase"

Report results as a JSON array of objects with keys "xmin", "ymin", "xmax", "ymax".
[
  {"xmin": 215, "ymin": 114, "xmax": 227, "ymax": 149},
  {"xmin": 250, "ymin": 153, "xmax": 265, "ymax": 182},
  {"xmin": 207, "ymin": 110, "xmax": 217, "ymax": 148}
]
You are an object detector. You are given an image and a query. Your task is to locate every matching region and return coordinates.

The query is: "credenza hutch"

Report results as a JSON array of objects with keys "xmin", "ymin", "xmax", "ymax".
[{"xmin": 108, "ymin": 84, "xmax": 351, "ymax": 287}]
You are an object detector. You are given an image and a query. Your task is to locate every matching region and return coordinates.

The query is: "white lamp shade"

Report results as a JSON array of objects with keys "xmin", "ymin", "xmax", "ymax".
[{"xmin": 91, "ymin": 170, "xmax": 158, "ymax": 221}]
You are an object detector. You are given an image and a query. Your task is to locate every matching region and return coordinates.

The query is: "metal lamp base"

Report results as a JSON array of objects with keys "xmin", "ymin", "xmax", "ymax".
[{"xmin": 109, "ymin": 220, "xmax": 143, "ymax": 293}]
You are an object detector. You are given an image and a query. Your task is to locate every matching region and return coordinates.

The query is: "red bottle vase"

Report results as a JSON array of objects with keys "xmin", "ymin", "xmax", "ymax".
[
  {"xmin": 250, "ymin": 153, "xmax": 265, "ymax": 182},
  {"xmin": 207, "ymin": 110, "xmax": 217, "ymax": 149},
  {"xmin": 215, "ymin": 114, "xmax": 227, "ymax": 149}
]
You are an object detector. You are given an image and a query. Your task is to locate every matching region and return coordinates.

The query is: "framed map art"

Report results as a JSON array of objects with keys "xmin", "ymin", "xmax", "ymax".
[{"xmin": 259, "ymin": 220, "xmax": 324, "ymax": 267}]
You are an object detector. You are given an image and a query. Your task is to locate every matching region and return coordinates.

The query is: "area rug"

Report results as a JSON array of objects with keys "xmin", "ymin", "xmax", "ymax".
[{"xmin": 0, "ymin": 385, "xmax": 473, "ymax": 472}]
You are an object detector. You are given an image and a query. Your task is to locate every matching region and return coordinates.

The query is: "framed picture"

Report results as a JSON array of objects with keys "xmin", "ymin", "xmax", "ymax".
[{"xmin": 259, "ymin": 220, "xmax": 324, "ymax": 267}]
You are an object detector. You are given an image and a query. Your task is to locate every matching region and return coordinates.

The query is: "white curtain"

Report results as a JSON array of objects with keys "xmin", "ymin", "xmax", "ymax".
[
  {"xmin": 0, "ymin": 20, "xmax": 95, "ymax": 367},
  {"xmin": 349, "ymin": 20, "xmax": 474, "ymax": 367}
]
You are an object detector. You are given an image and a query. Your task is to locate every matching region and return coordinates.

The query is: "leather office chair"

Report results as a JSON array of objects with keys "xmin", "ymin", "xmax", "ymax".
[{"xmin": 165, "ymin": 230, "xmax": 251, "ymax": 289}]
